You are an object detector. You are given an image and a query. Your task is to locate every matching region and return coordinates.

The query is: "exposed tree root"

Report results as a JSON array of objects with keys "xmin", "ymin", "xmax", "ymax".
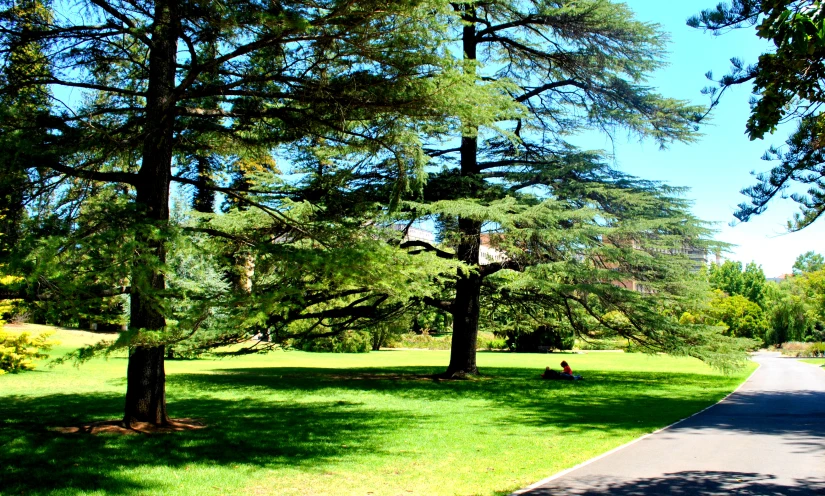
[{"xmin": 50, "ymin": 418, "xmax": 205, "ymax": 435}]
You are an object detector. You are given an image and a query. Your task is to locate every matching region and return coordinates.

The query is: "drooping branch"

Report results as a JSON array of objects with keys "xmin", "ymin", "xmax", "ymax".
[
  {"xmin": 400, "ymin": 240, "xmax": 456, "ymax": 260},
  {"xmin": 479, "ymin": 260, "xmax": 522, "ymax": 278},
  {"xmin": 422, "ymin": 296, "xmax": 454, "ymax": 313},
  {"xmin": 0, "ymin": 286, "xmax": 131, "ymax": 301},
  {"xmin": 515, "ymin": 79, "xmax": 586, "ymax": 102},
  {"xmin": 47, "ymin": 161, "xmax": 139, "ymax": 185},
  {"xmin": 87, "ymin": 0, "xmax": 154, "ymax": 47}
]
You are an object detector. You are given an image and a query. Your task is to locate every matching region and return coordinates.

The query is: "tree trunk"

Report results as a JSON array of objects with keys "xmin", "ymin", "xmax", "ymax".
[
  {"xmin": 446, "ymin": 216, "xmax": 482, "ymax": 377},
  {"xmin": 445, "ymin": 13, "xmax": 482, "ymax": 378},
  {"xmin": 124, "ymin": 346, "xmax": 168, "ymax": 424},
  {"xmin": 124, "ymin": 0, "xmax": 178, "ymax": 426}
]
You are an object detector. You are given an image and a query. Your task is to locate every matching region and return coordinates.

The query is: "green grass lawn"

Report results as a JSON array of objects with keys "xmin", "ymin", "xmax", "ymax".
[
  {"xmin": 800, "ymin": 358, "xmax": 825, "ymax": 367},
  {"xmin": 1, "ymin": 325, "xmax": 756, "ymax": 496}
]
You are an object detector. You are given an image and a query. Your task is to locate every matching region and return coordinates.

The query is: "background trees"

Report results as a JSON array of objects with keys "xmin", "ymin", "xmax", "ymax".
[
  {"xmin": 793, "ymin": 250, "xmax": 825, "ymax": 274},
  {"xmin": 708, "ymin": 260, "xmax": 767, "ymax": 307},
  {"xmin": 763, "ymin": 250, "xmax": 825, "ymax": 345}
]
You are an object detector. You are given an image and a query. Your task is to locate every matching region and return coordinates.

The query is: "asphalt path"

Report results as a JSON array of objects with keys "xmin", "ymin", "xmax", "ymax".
[{"xmin": 514, "ymin": 353, "xmax": 825, "ymax": 495}]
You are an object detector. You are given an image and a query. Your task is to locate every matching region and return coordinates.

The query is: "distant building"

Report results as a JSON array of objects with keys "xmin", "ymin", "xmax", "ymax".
[
  {"xmin": 479, "ymin": 234, "xmax": 507, "ymax": 265},
  {"xmin": 393, "ymin": 226, "xmax": 506, "ymax": 265},
  {"xmin": 392, "ymin": 225, "xmax": 435, "ymax": 244}
]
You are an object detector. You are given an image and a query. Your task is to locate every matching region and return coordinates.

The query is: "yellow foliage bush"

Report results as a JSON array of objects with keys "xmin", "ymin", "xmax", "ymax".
[
  {"xmin": 0, "ymin": 330, "xmax": 56, "ymax": 374},
  {"xmin": 0, "ymin": 273, "xmax": 56, "ymax": 374}
]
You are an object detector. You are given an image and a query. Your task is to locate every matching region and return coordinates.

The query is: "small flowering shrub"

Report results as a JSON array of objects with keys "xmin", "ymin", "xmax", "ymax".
[{"xmin": 0, "ymin": 330, "xmax": 56, "ymax": 374}]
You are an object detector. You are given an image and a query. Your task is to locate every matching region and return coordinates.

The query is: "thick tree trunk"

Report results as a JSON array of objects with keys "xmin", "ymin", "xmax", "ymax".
[
  {"xmin": 445, "ymin": 15, "xmax": 483, "ymax": 378},
  {"xmin": 446, "ymin": 217, "xmax": 482, "ymax": 377},
  {"xmin": 124, "ymin": 0, "xmax": 178, "ymax": 426},
  {"xmin": 124, "ymin": 346, "xmax": 168, "ymax": 424}
]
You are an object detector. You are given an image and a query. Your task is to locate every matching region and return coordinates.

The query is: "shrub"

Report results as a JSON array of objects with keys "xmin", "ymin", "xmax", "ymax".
[
  {"xmin": 0, "ymin": 330, "xmax": 56, "ymax": 374},
  {"xmin": 575, "ymin": 338, "xmax": 628, "ymax": 351},
  {"xmin": 367, "ymin": 318, "xmax": 412, "ymax": 350},
  {"xmin": 477, "ymin": 331, "xmax": 507, "ymax": 350},
  {"xmin": 504, "ymin": 325, "xmax": 575, "ymax": 352},
  {"xmin": 779, "ymin": 341, "xmax": 825, "ymax": 357},
  {"xmin": 392, "ymin": 331, "xmax": 452, "ymax": 350},
  {"xmin": 295, "ymin": 330, "xmax": 371, "ymax": 353}
]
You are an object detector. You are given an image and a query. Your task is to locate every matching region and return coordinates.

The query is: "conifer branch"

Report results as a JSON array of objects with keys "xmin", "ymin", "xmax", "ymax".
[
  {"xmin": 37, "ymin": 78, "xmax": 145, "ymax": 97},
  {"xmin": 515, "ymin": 79, "xmax": 586, "ymax": 102},
  {"xmin": 422, "ymin": 296, "xmax": 454, "ymax": 313},
  {"xmin": 479, "ymin": 260, "xmax": 522, "ymax": 278},
  {"xmin": 400, "ymin": 240, "xmax": 456, "ymax": 260},
  {"xmin": 46, "ymin": 161, "xmax": 139, "ymax": 185},
  {"xmin": 87, "ymin": 0, "xmax": 153, "ymax": 46}
]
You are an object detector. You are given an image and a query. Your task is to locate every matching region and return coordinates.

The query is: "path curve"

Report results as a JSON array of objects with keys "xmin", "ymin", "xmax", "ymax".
[{"xmin": 514, "ymin": 352, "xmax": 825, "ymax": 495}]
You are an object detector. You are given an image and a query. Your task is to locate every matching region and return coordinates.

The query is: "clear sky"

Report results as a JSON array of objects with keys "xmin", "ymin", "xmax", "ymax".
[{"xmin": 586, "ymin": 1, "xmax": 824, "ymax": 277}]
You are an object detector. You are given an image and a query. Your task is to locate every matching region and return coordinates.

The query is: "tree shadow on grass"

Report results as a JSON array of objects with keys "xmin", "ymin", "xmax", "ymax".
[
  {"xmin": 0, "ymin": 365, "xmax": 767, "ymax": 495},
  {"xmin": 171, "ymin": 366, "xmax": 745, "ymax": 436},
  {"xmin": 172, "ymin": 365, "xmax": 825, "ymax": 439},
  {"xmin": 0, "ymin": 392, "xmax": 411, "ymax": 495}
]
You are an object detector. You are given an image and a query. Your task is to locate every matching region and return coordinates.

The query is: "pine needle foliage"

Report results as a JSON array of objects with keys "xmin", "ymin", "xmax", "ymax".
[
  {"xmin": 690, "ymin": 0, "xmax": 825, "ymax": 230},
  {"xmin": 0, "ymin": 0, "xmax": 481, "ymax": 423},
  {"xmin": 384, "ymin": 1, "xmax": 748, "ymax": 374}
]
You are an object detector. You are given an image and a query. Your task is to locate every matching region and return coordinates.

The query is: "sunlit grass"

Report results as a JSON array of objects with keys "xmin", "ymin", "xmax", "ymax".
[
  {"xmin": 800, "ymin": 358, "xmax": 825, "ymax": 367},
  {"xmin": 1, "ymin": 325, "xmax": 756, "ymax": 496}
]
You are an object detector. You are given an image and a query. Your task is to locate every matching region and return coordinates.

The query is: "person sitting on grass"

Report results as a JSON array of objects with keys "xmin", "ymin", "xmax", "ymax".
[
  {"xmin": 560, "ymin": 360, "xmax": 573, "ymax": 377},
  {"xmin": 541, "ymin": 361, "xmax": 582, "ymax": 380},
  {"xmin": 541, "ymin": 366, "xmax": 560, "ymax": 379}
]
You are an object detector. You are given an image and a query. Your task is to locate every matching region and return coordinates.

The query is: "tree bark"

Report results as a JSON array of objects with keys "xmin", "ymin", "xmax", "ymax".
[
  {"xmin": 124, "ymin": 0, "xmax": 178, "ymax": 426},
  {"xmin": 446, "ymin": 216, "xmax": 482, "ymax": 377},
  {"xmin": 124, "ymin": 345, "xmax": 168, "ymax": 424},
  {"xmin": 445, "ymin": 13, "xmax": 482, "ymax": 377}
]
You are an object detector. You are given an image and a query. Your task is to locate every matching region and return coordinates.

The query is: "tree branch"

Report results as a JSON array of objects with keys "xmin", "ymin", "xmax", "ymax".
[
  {"xmin": 87, "ymin": 0, "xmax": 153, "ymax": 47},
  {"xmin": 400, "ymin": 240, "xmax": 456, "ymax": 259},
  {"xmin": 515, "ymin": 79, "xmax": 585, "ymax": 102},
  {"xmin": 422, "ymin": 296, "xmax": 454, "ymax": 313},
  {"xmin": 480, "ymin": 260, "xmax": 522, "ymax": 278},
  {"xmin": 47, "ymin": 161, "xmax": 139, "ymax": 185}
]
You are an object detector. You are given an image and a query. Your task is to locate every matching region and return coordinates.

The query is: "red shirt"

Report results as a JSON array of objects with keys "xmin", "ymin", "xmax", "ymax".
[{"xmin": 563, "ymin": 365, "xmax": 572, "ymax": 375}]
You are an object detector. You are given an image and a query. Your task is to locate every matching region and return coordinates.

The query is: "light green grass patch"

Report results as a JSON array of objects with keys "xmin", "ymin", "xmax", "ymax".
[
  {"xmin": 800, "ymin": 358, "xmax": 825, "ymax": 367},
  {"xmin": 1, "ymin": 326, "xmax": 756, "ymax": 496}
]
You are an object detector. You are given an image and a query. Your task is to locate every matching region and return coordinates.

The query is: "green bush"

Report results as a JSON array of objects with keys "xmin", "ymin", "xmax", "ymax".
[
  {"xmin": 392, "ymin": 331, "xmax": 452, "ymax": 350},
  {"xmin": 504, "ymin": 325, "xmax": 575, "ymax": 352},
  {"xmin": 574, "ymin": 338, "xmax": 628, "ymax": 351},
  {"xmin": 808, "ymin": 342, "xmax": 825, "ymax": 357},
  {"xmin": 367, "ymin": 318, "xmax": 411, "ymax": 350},
  {"xmin": 780, "ymin": 341, "xmax": 825, "ymax": 357},
  {"xmin": 295, "ymin": 330, "xmax": 371, "ymax": 353},
  {"xmin": 478, "ymin": 331, "xmax": 507, "ymax": 350},
  {"xmin": 0, "ymin": 330, "xmax": 56, "ymax": 374}
]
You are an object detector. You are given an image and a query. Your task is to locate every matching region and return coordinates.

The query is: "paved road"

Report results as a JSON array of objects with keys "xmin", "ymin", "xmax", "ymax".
[{"xmin": 515, "ymin": 353, "xmax": 825, "ymax": 495}]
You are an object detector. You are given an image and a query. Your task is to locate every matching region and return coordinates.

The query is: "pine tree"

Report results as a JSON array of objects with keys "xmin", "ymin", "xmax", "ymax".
[
  {"xmin": 391, "ymin": 1, "xmax": 747, "ymax": 376},
  {"xmin": 0, "ymin": 0, "xmax": 467, "ymax": 425},
  {"xmin": 0, "ymin": 0, "xmax": 50, "ymax": 257}
]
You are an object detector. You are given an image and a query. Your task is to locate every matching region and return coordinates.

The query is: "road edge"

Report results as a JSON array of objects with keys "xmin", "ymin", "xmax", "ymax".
[{"xmin": 509, "ymin": 359, "xmax": 763, "ymax": 495}]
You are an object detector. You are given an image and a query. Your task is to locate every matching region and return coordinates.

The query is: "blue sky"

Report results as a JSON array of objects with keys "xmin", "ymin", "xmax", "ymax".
[{"xmin": 586, "ymin": 1, "xmax": 824, "ymax": 276}]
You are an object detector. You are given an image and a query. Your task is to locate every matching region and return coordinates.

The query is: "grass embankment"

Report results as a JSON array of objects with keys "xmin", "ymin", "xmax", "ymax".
[
  {"xmin": 800, "ymin": 358, "xmax": 825, "ymax": 367},
  {"xmin": 1, "ymin": 325, "xmax": 756, "ymax": 496}
]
